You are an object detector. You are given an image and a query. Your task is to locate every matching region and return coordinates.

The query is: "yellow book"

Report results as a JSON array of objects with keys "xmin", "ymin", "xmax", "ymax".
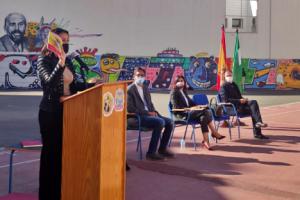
[{"xmin": 47, "ymin": 31, "xmax": 63, "ymax": 58}]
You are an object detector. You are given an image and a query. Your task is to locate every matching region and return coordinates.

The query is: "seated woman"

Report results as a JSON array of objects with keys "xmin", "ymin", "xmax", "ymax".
[{"xmin": 170, "ymin": 75, "xmax": 225, "ymax": 150}]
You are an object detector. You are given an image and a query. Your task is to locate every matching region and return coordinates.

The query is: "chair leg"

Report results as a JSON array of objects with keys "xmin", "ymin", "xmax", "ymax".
[
  {"xmin": 183, "ymin": 124, "xmax": 189, "ymax": 140},
  {"xmin": 136, "ymin": 132, "xmax": 140, "ymax": 152},
  {"xmin": 8, "ymin": 149, "xmax": 15, "ymax": 193},
  {"xmin": 168, "ymin": 128, "xmax": 175, "ymax": 147},
  {"xmin": 237, "ymin": 118, "xmax": 241, "ymax": 139},
  {"xmin": 191, "ymin": 125, "xmax": 197, "ymax": 150},
  {"xmin": 136, "ymin": 130, "xmax": 143, "ymax": 160},
  {"xmin": 228, "ymin": 120, "xmax": 232, "ymax": 140}
]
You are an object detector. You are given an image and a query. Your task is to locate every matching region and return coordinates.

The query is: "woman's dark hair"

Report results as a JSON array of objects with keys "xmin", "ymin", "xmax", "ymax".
[
  {"xmin": 174, "ymin": 75, "xmax": 187, "ymax": 90},
  {"xmin": 52, "ymin": 27, "xmax": 69, "ymax": 35}
]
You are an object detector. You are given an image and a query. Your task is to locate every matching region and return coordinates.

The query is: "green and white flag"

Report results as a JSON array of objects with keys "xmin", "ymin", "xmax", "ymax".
[{"xmin": 232, "ymin": 29, "xmax": 244, "ymax": 92}]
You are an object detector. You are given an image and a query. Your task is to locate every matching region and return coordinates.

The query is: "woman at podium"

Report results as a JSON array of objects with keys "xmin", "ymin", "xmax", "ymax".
[{"xmin": 37, "ymin": 28, "xmax": 97, "ymax": 200}]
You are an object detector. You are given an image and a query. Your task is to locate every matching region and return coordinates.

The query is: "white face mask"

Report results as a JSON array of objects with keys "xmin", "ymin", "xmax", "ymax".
[
  {"xmin": 135, "ymin": 77, "xmax": 145, "ymax": 85},
  {"xmin": 176, "ymin": 82, "xmax": 184, "ymax": 88},
  {"xmin": 225, "ymin": 76, "xmax": 233, "ymax": 83}
]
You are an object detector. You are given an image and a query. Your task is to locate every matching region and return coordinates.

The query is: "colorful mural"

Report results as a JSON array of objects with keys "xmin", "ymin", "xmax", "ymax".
[
  {"xmin": 0, "ymin": 12, "xmax": 298, "ymax": 90},
  {"xmin": 185, "ymin": 56, "xmax": 217, "ymax": 90},
  {"xmin": 0, "ymin": 54, "xmax": 40, "ymax": 89},
  {"xmin": 0, "ymin": 12, "xmax": 102, "ymax": 52},
  {"xmin": 1, "ymin": 48, "xmax": 300, "ymax": 90},
  {"xmin": 244, "ymin": 59, "xmax": 277, "ymax": 89},
  {"xmin": 276, "ymin": 59, "xmax": 300, "ymax": 89}
]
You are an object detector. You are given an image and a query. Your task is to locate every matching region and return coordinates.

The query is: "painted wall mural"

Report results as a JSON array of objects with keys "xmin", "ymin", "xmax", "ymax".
[
  {"xmin": 1, "ymin": 48, "xmax": 300, "ymax": 90},
  {"xmin": 0, "ymin": 12, "xmax": 102, "ymax": 52},
  {"xmin": 0, "ymin": 54, "xmax": 40, "ymax": 89},
  {"xmin": 244, "ymin": 59, "xmax": 277, "ymax": 89},
  {"xmin": 0, "ymin": 12, "xmax": 299, "ymax": 90},
  {"xmin": 185, "ymin": 56, "xmax": 217, "ymax": 90}
]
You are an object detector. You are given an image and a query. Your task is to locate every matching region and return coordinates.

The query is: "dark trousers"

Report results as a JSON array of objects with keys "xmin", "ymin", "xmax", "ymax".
[
  {"xmin": 238, "ymin": 100, "xmax": 263, "ymax": 135},
  {"xmin": 188, "ymin": 109, "xmax": 212, "ymax": 133},
  {"xmin": 140, "ymin": 114, "xmax": 174, "ymax": 154},
  {"xmin": 38, "ymin": 109, "xmax": 63, "ymax": 200}
]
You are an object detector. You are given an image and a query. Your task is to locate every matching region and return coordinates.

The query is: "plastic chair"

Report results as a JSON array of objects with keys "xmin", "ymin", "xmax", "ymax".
[
  {"xmin": 168, "ymin": 102, "xmax": 199, "ymax": 150},
  {"xmin": 216, "ymin": 93, "xmax": 252, "ymax": 139},
  {"xmin": 192, "ymin": 94, "xmax": 232, "ymax": 140},
  {"xmin": 127, "ymin": 114, "xmax": 152, "ymax": 160}
]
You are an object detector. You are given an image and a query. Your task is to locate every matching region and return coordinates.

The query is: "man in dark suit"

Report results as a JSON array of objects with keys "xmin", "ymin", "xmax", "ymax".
[
  {"xmin": 127, "ymin": 67, "xmax": 174, "ymax": 161},
  {"xmin": 219, "ymin": 71, "xmax": 268, "ymax": 139}
]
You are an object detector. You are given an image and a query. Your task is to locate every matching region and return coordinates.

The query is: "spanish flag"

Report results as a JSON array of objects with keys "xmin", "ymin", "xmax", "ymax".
[
  {"xmin": 216, "ymin": 25, "xmax": 227, "ymax": 91},
  {"xmin": 47, "ymin": 31, "xmax": 63, "ymax": 58}
]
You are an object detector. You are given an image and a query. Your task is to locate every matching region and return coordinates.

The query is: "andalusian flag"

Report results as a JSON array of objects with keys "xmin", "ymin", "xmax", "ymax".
[
  {"xmin": 216, "ymin": 25, "xmax": 227, "ymax": 90},
  {"xmin": 232, "ymin": 29, "xmax": 244, "ymax": 92}
]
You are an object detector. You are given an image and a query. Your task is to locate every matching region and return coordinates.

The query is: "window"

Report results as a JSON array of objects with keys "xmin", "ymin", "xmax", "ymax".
[
  {"xmin": 225, "ymin": 0, "xmax": 258, "ymax": 33},
  {"xmin": 232, "ymin": 18, "xmax": 243, "ymax": 28}
]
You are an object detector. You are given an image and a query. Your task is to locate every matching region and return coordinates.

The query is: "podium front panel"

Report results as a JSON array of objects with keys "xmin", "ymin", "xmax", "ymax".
[{"xmin": 62, "ymin": 82, "xmax": 127, "ymax": 200}]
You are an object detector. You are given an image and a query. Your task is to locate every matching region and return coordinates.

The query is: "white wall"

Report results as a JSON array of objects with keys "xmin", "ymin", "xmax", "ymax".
[
  {"xmin": 0, "ymin": 0, "xmax": 299, "ymax": 59},
  {"xmin": 270, "ymin": 0, "xmax": 300, "ymax": 59}
]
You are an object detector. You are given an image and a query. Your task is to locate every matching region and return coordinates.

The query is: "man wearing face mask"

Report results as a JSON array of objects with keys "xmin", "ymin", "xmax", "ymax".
[
  {"xmin": 127, "ymin": 67, "xmax": 175, "ymax": 161},
  {"xmin": 219, "ymin": 71, "xmax": 268, "ymax": 139},
  {"xmin": 0, "ymin": 12, "xmax": 29, "ymax": 52}
]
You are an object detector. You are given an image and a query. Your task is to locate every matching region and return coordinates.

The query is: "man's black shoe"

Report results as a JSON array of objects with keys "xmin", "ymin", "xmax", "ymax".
[
  {"xmin": 146, "ymin": 153, "xmax": 165, "ymax": 161},
  {"xmin": 158, "ymin": 149, "xmax": 175, "ymax": 158},
  {"xmin": 254, "ymin": 134, "xmax": 269, "ymax": 139}
]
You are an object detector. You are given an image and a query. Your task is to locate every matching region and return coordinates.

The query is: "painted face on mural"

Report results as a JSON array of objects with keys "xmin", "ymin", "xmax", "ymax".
[
  {"xmin": 100, "ymin": 54, "xmax": 120, "ymax": 74},
  {"xmin": 0, "ymin": 55, "xmax": 39, "ymax": 88},
  {"xmin": 5, "ymin": 13, "xmax": 27, "ymax": 44}
]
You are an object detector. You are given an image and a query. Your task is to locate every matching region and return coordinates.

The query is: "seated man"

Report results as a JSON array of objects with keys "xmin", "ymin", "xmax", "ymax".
[
  {"xmin": 127, "ymin": 67, "xmax": 175, "ymax": 160},
  {"xmin": 219, "ymin": 71, "xmax": 268, "ymax": 139}
]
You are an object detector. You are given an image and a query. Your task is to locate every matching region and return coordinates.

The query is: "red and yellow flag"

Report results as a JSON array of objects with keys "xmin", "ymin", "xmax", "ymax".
[{"xmin": 216, "ymin": 25, "xmax": 228, "ymax": 91}]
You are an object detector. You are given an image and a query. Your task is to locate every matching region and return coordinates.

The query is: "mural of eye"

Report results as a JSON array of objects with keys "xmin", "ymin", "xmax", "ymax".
[
  {"xmin": 110, "ymin": 60, "xmax": 114, "ymax": 64},
  {"xmin": 22, "ymin": 61, "xmax": 27, "ymax": 65},
  {"xmin": 12, "ymin": 59, "xmax": 20, "ymax": 64},
  {"xmin": 103, "ymin": 59, "xmax": 109, "ymax": 65}
]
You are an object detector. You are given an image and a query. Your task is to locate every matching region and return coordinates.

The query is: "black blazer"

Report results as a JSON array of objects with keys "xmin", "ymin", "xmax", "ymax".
[
  {"xmin": 37, "ymin": 53, "xmax": 90, "ymax": 112},
  {"xmin": 127, "ymin": 83, "xmax": 156, "ymax": 116},
  {"xmin": 219, "ymin": 82, "xmax": 242, "ymax": 107},
  {"xmin": 170, "ymin": 88, "xmax": 195, "ymax": 117}
]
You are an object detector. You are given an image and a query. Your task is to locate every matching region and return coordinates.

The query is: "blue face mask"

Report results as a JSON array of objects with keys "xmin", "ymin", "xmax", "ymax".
[{"xmin": 135, "ymin": 77, "xmax": 145, "ymax": 85}]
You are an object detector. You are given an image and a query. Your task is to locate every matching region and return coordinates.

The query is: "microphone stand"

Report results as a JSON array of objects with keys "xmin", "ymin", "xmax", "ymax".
[{"xmin": 79, "ymin": 65, "xmax": 88, "ymax": 88}]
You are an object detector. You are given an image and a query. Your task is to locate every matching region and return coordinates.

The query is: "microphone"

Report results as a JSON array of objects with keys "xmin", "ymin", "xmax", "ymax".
[{"xmin": 69, "ymin": 52, "xmax": 89, "ymax": 71}]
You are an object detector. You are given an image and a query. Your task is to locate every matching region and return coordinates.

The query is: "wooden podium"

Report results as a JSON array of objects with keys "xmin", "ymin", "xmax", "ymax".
[{"xmin": 61, "ymin": 81, "xmax": 128, "ymax": 200}]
